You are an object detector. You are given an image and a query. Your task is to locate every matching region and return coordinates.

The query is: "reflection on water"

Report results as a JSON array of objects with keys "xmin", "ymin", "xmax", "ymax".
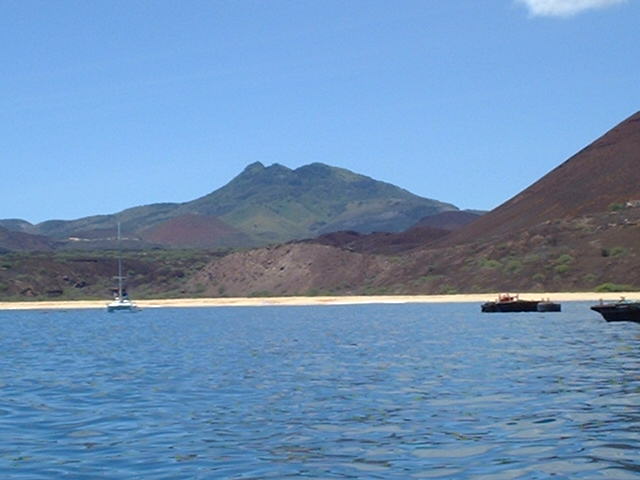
[{"xmin": 0, "ymin": 302, "xmax": 638, "ymax": 479}]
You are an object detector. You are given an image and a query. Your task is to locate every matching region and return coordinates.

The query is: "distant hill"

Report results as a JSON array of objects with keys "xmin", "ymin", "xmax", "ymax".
[
  {"xmin": 297, "ymin": 210, "xmax": 482, "ymax": 255},
  {"xmin": 448, "ymin": 111, "xmax": 640, "ymax": 245},
  {"xmin": 301, "ymin": 226, "xmax": 450, "ymax": 255},
  {"xmin": 0, "ymin": 162, "xmax": 459, "ymax": 250},
  {"xmin": 413, "ymin": 210, "xmax": 482, "ymax": 231},
  {"xmin": 0, "ymin": 227, "xmax": 58, "ymax": 252},
  {"xmin": 0, "ymin": 219, "xmax": 38, "ymax": 234}
]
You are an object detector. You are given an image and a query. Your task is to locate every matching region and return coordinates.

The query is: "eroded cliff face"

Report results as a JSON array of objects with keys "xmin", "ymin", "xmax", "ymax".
[{"xmin": 186, "ymin": 243, "xmax": 396, "ymax": 297}]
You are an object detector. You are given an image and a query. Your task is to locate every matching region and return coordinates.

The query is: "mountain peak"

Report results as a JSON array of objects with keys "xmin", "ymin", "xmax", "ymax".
[
  {"xmin": 242, "ymin": 161, "xmax": 266, "ymax": 174},
  {"xmin": 295, "ymin": 162, "xmax": 331, "ymax": 172},
  {"xmin": 265, "ymin": 162, "xmax": 292, "ymax": 173},
  {"xmin": 239, "ymin": 162, "xmax": 293, "ymax": 178}
]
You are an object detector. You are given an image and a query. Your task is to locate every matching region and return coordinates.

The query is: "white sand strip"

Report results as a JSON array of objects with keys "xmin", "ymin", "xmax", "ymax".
[{"xmin": 0, "ymin": 292, "xmax": 634, "ymax": 311}]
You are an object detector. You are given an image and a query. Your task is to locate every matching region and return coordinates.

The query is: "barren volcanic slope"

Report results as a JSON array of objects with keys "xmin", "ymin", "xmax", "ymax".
[
  {"xmin": 137, "ymin": 214, "xmax": 252, "ymax": 249},
  {"xmin": 298, "ymin": 210, "xmax": 482, "ymax": 255},
  {"xmin": 302, "ymin": 226, "xmax": 451, "ymax": 255},
  {"xmin": 448, "ymin": 111, "xmax": 640, "ymax": 244}
]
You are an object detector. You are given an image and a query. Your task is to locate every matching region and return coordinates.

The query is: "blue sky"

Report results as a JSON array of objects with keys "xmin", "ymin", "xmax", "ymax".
[{"xmin": 2, "ymin": 0, "xmax": 638, "ymax": 223}]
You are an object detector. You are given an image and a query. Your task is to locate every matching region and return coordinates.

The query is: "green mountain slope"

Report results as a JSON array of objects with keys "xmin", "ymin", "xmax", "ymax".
[
  {"xmin": 2, "ymin": 162, "xmax": 458, "ymax": 249},
  {"xmin": 179, "ymin": 162, "xmax": 457, "ymax": 244}
]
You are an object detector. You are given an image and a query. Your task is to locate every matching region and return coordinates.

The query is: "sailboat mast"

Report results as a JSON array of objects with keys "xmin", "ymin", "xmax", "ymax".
[
  {"xmin": 117, "ymin": 222, "xmax": 123, "ymax": 299},
  {"xmin": 107, "ymin": 221, "xmax": 139, "ymax": 312}
]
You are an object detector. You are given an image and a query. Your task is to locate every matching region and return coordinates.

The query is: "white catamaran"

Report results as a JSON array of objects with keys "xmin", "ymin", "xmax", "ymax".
[{"xmin": 107, "ymin": 223, "xmax": 140, "ymax": 312}]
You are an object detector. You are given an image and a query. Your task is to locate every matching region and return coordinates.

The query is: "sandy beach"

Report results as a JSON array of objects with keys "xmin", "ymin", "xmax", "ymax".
[{"xmin": 0, "ymin": 292, "xmax": 634, "ymax": 311}]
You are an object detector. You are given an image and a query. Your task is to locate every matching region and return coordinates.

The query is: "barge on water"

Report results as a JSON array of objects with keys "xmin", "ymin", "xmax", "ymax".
[{"xmin": 481, "ymin": 294, "xmax": 561, "ymax": 313}]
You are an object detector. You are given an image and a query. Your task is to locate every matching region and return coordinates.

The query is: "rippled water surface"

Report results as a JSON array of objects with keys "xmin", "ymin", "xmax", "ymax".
[{"xmin": 1, "ymin": 302, "xmax": 639, "ymax": 479}]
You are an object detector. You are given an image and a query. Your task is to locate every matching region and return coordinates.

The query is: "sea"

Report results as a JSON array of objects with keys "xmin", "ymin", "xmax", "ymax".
[{"xmin": 0, "ymin": 302, "xmax": 638, "ymax": 479}]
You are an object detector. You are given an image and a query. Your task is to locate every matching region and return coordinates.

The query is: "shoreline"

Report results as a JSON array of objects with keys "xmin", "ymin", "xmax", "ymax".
[{"xmin": 0, "ymin": 292, "xmax": 634, "ymax": 311}]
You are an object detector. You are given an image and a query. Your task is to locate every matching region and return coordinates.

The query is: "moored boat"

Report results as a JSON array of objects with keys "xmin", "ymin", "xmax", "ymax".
[
  {"xmin": 107, "ymin": 294, "xmax": 140, "ymax": 313},
  {"xmin": 536, "ymin": 300, "xmax": 562, "ymax": 312},
  {"xmin": 481, "ymin": 294, "xmax": 560, "ymax": 313},
  {"xmin": 106, "ymin": 223, "xmax": 140, "ymax": 313},
  {"xmin": 590, "ymin": 298, "xmax": 640, "ymax": 323}
]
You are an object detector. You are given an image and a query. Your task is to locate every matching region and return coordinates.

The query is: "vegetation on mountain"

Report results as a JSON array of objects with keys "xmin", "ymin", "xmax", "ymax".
[
  {"xmin": 175, "ymin": 161, "xmax": 458, "ymax": 243},
  {"xmin": 0, "ymin": 162, "xmax": 457, "ymax": 249}
]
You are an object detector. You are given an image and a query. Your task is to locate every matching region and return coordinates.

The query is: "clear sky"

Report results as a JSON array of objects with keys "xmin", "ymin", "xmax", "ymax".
[{"xmin": 2, "ymin": 0, "xmax": 639, "ymax": 223}]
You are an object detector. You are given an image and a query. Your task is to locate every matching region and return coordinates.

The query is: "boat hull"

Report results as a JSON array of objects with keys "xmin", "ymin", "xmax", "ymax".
[
  {"xmin": 481, "ymin": 300, "xmax": 540, "ymax": 313},
  {"xmin": 107, "ymin": 301, "xmax": 140, "ymax": 313},
  {"xmin": 591, "ymin": 303, "xmax": 640, "ymax": 322},
  {"xmin": 537, "ymin": 302, "xmax": 561, "ymax": 312}
]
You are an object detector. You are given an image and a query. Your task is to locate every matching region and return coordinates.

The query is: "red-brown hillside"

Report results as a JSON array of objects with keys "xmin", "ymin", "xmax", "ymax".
[
  {"xmin": 300, "ymin": 211, "xmax": 480, "ymax": 255},
  {"xmin": 449, "ymin": 111, "xmax": 640, "ymax": 244},
  {"xmin": 304, "ymin": 226, "xmax": 450, "ymax": 254},
  {"xmin": 0, "ymin": 227, "xmax": 57, "ymax": 251},
  {"xmin": 138, "ymin": 214, "xmax": 251, "ymax": 248},
  {"xmin": 413, "ymin": 211, "xmax": 481, "ymax": 231}
]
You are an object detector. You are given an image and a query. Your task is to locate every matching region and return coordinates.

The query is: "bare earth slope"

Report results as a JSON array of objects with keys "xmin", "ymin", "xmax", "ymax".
[
  {"xmin": 183, "ymin": 206, "xmax": 640, "ymax": 297},
  {"xmin": 448, "ymin": 111, "xmax": 640, "ymax": 244},
  {"xmin": 188, "ymin": 243, "xmax": 395, "ymax": 297},
  {"xmin": 302, "ymin": 226, "xmax": 450, "ymax": 255},
  {"xmin": 138, "ymin": 214, "xmax": 252, "ymax": 248}
]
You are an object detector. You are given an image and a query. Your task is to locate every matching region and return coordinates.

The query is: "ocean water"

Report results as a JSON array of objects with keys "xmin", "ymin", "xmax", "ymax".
[{"xmin": 0, "ymin": 302, "xmax": 638, "ymax": 479}]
